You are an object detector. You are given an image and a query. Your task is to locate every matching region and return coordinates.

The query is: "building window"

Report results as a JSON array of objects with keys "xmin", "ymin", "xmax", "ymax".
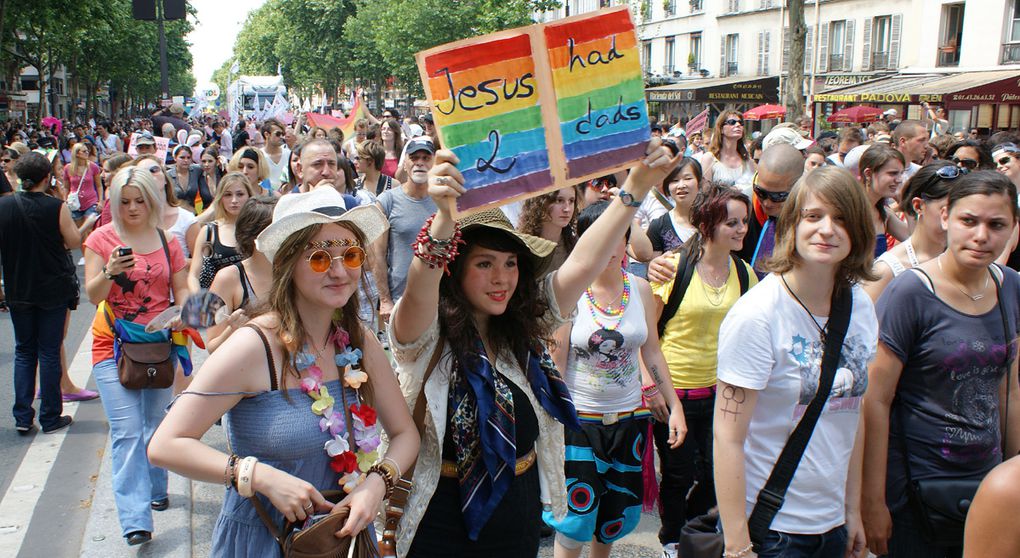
[
  {"xmin": 690, "ymin": 33, "xmax": 702, "ymax": 70},
  {"xmin": 643, "ymin": 40, "xmax": 652, "ymax": 73},
  {"xmin": 872, "ymin": 16, "xmax": 891, "ymax": 69},
  {"xmin": 21, "ymin": 78, "xmax": 38, "ymax": 91},
  {"xmin": 599, "ymin": 0, "xmax": 611, "ymax": 7},
  {"xmin": 664, "ymin": 36, "xmax": 676, "ymax": 74},
  {"xmin": 665, "ymin": 0, "xmax": 675, "ymax": 17},
  {"xmin": 690, "ymin": 0, "xmax": 703, "ymax": 11},
  {"xmin": 1003, "ymin": 0, "xmax": 1020, "ymax": 63},
  {"xmin": 727, "ymin": 0, "xmax": 740, "ymax": 13},
  {"xmin": 641, "ymin": 0, "xmax": 651, "ymax": 20},
  {"xmin": 723, "ymin": 33, "xmax": 739, "ymax": 76},
  {"xmin": 828, "ymin": 20, "xmax": 846, "ymax": 71},
  {"xmin": 938, "ymin": 3, "xmax": 964, "ymax": 66}
]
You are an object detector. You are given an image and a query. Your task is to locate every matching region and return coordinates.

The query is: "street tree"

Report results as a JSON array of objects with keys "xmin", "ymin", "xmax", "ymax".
[{"xmin": 784, "ymin": 0, "xmax": 806, "ymax": 121}]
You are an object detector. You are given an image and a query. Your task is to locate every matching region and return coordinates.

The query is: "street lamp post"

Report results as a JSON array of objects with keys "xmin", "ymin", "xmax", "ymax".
[{"xmin": 158, "ymin": 1, "xmax": 169, "ymax": 99}]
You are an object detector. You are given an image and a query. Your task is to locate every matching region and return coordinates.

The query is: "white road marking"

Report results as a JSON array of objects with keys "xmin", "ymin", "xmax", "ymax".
[{"xmin": 0, "ymin": 331, "xmax": 94, "ymax": 558}]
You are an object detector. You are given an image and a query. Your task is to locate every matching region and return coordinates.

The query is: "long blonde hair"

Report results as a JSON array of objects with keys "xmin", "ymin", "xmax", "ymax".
[
  {"xmin": 212, "ymin": 172, "xmax": 257, "ymax": 221},
  {"xmin": 69, "ymin": 143, "xmax": 91, "ymax": 177}
]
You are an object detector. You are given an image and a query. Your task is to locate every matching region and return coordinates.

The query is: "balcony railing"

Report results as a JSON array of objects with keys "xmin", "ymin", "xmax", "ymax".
[
  {"xmin": 937, "ymin": 45, "xmax": 960, "ymax": 67},
  {"xmin": 726, "ymin": 62, "xmax": 739, "ymax": 75},
  {"xmin": 664, "ymin": 65, "xmax": 676, "ymax": 75},
  {"xmin": 828, "ymin": 54, "xmax": 844, "ymax": 71},
  {"xmin": 871, "ymin": 51, "xmax": 890, "ymax": 70},
  {"xmin": 1002, "ymin": 43, "xmax": 1020, "ymax": 64}
]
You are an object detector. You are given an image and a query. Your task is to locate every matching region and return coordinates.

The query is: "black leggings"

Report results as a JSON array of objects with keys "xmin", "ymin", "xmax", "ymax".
[{"xmin": 653, "ymin": 395, "xmax": 716, "ymax": 545}]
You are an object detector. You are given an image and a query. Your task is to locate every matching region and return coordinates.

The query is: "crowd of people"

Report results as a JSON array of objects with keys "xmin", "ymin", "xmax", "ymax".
[{"xmin": 1, "ymin": 100, "xmax": 1020, "ymax": 558}]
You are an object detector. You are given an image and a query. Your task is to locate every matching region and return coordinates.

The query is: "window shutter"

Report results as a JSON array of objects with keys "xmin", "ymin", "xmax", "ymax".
[
  {"xmin": 804, "ymin": 25, "xmax": 814, "ymax": 73},
  {"xmin": 889, "ymin": 14, "xmax": 902, "ymax": 68},
  {"xmin": 764, "ymin": 30, "xmax": 771, "ymax": 75},
  {"xmin": 862, "ymin": 18, "xmax": 873, "ymax": 71},
  {"xmin": 721, "ymin": 35, "xmax": 728, "ymax": 76},
  {"xmin": 782, "ymin": 27, "xmax": 791, "ymax": 73},
  {"xmin": 818, "ymin": 22, "xmax": 829, "ymax": 73},
  {"xmin": 757, "ymin": 31, "xmax": 764, "ymax": 75},
  {"xmin": 843, "ymin": 19, "xmax": 855, "ymax": 71}
]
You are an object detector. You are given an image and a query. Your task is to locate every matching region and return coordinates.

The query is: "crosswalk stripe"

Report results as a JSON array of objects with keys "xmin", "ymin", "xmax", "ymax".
[{"xmin": 0, "ymin": 331, "xmax": 94, "ymax": 558}]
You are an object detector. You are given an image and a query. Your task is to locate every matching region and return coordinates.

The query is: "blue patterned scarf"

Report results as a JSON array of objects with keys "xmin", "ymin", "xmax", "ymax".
[{"xmin": 448, "ymin": 340, "xmax": 580, "ymax": 540}]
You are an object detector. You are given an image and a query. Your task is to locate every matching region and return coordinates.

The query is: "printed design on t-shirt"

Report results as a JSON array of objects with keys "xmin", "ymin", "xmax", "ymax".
[
  {"xmin": 940, "ymin": 337, "xmax": 1009, "ymax": 463},
  {"xmin": 571, "ymin": 328, "xmax": 638, "ymax": 391},
  {"xmin": 789, "ymin": 333, "xmax": 871, "ymax": 415},
  {"xmin": 111, "ymin": 257, "xmax": 167, "ymax": 322}
]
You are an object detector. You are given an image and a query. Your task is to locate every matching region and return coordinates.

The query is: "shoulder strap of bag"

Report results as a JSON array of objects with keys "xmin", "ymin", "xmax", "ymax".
[
  {"xmin": 733, "ymin": 254, "xmax": 749, "ymax": 295},
  {"xmin": 656, "ymin": 236, "xmax": 700, "ymax": 337},
  {"xmin": 158, "ymin": 229, "xmax": 174, "ymax": 305},
  {"xmin": 380, "ymin": 338, "xmax": 445, "ymax": 557},
  {"xmin": 249, "ymin": 495, "xmax": 285, "ymax": 547},
  {"xmin": 747, "ymin": 283, "xmax": 853, "ymax": 551}
]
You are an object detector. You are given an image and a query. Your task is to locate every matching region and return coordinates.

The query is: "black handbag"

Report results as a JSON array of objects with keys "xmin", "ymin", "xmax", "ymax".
[
  {"xmin": 678, "ymin": 283, "xmax": 854, "ymax": 557},
  {"xmin": 897, "ymin": 266, "xmax": 1012, "ymax": 548}
]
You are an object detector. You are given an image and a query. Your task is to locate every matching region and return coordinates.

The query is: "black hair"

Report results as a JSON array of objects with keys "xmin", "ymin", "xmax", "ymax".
[
  {"xmin": 946, "ymin": 140, "xmax": 994, "ymax": 170},
  {"xmin": 13, "ymin": 152, "xmax": 52, "ymax": 188},
  {"xmin": 661, "ymin": 157, "xmax": 703, "ymax": 194},
  {"xmin": 898, "ymin": 160, "xmax": 955, "ymax": 218},
  {"xmin": 947, "ymin": 170, "xmax": 1019, "ymax": 221},
  {"xmin": 577, "ymin": 200, "xmax": 630, "ymax": 243},
  {"xmin": 438, "ymin": 226, "xmax": 549, "ymax": 371}
]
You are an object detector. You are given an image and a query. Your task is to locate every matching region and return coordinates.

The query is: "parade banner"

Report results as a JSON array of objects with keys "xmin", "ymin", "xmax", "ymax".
[
  {"xmin": 416, "ymin": 7, "xmax": 650, "ymax": 216},
  {"xmin": 127, "ymin": 133, "xmax": 170, "ymax": 161},
  {"xmin": 685, "ymin": 108, "xmax": 709, "ymax": 136}
]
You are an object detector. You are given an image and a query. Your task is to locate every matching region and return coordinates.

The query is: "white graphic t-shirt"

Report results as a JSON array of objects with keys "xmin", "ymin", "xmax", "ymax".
[{"xmin": 717, "ymin": 273, "xmax": 878, "ymax": 534}]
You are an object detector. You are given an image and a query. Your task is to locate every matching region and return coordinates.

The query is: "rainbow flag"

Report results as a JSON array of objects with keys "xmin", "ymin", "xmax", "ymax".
[
  {"xmin": 305, "ymin": 93, "xmax": 368, "ymax": 141},
  {"xmin": 545, "ymin": 9, "xmax": 649, "ymax": 180},
  {"xmin": 422, "ymin": 33, "xmax": 554, "ymax": 211},
  {"xmin": 416, "ymin": 7, "xmax": 649, "ymax": 217}
]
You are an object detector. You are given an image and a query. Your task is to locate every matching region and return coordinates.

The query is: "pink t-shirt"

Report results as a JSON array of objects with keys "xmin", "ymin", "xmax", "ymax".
[
  {"xmin": 63, "ymin": 162, "xmax": 102, "ymax": 210},
  {"xmin": 84, "ymin": 224, "xmax": 187, "ymax": 364}
]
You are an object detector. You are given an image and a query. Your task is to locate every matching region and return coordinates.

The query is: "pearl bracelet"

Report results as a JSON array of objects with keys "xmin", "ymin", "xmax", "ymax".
[
  {"xmin": 236, "ymin": 456, "xmax": 259, "ymax": 498},
  {"xmin": 723, "ymin": 543, "xmax": 754, "ymax": 558}
]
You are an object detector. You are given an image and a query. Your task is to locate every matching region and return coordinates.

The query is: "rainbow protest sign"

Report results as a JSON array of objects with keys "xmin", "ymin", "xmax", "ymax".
[{"xmin": 416, "ymin": 7, "xmax": 650, "ymax": 216}]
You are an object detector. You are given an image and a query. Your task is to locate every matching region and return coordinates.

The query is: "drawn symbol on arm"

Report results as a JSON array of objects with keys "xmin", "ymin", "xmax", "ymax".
[
  {"xmin": 720, "ymin": 385, "xmax": 746, "ymax": 422},
  {"xmin": 476, "ymin": 129, "xmax": 516, "ymax": 174}
]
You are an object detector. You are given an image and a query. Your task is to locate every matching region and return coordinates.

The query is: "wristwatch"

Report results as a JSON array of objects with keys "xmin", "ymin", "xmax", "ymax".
[
  {"xmin": 618, "ymin": 189, "xmax": 644, "ymax": 208},
  {"xmin": 102, "ymin": 266, "xmax": 115, "ymax": 280}
]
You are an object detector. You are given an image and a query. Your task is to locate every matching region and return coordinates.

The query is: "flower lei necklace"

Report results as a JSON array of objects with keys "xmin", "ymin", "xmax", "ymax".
[{"xmin": 296, "ymin": 326, "xmax": 381, "ymax": 494}]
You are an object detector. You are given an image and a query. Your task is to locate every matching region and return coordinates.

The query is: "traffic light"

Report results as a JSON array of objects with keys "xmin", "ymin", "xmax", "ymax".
[
  {"xmin": 132, "ymin": 0, "xmax": 156, "ymax": 20},
  {"xmin": 164, "ymin": 0, "xmax": 186, "ymax": 20}
]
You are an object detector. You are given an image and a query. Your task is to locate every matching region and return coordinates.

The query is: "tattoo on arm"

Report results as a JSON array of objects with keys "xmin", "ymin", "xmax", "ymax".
[
  {"xmin": 649, "ymin": 364, "xmax": 664, "ymax": 385},
  {"xmin": 720, "ymin": 385, "xmax": 746, "ymax": 422}
]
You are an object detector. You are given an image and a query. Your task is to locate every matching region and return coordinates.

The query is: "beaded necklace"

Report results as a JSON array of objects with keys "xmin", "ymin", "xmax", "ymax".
[
  {"xmin": 584, "ymin": 270, "xmax": 631, "ymax": 331},
  {"xmin": 297, "ymin": 326, "xmax": 381, "ymax": 494}
]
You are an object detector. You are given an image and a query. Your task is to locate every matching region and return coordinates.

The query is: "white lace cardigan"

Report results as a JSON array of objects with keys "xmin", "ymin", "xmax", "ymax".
[{"xmin": 388, "ymin": 273, "xmax": 573, "ymax": 557}]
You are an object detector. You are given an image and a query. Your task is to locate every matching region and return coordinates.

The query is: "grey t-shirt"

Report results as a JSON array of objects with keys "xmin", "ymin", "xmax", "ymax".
[
  {"xmin": 877, "ymin": 266, "xmax": 1020, "ymax": 512},
  {"xmin": 377, "ymin": 186, "xmax": 436, "ymax": 300}
]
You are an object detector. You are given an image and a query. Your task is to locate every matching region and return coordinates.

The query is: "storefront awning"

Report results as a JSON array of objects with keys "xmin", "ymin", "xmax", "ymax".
[
  {"xmin": 646, "ymin": 76, "xmax": 780, "ymax": 104},
  {"xmin": 812, "ymin": 70, "xmax": 1020, "ymax": 107}
]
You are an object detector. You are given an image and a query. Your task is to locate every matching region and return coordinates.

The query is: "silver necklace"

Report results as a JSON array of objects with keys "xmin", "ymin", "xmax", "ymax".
[{"xmin": 937, "ymin": 254, "xmax": 989, "ymax": 301}]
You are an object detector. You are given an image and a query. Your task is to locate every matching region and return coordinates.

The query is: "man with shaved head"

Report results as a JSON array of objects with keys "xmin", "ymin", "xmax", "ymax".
[
  {"xmin": 892, "ymin": 120, "xmax": 928, "ymax": 181},
  {"xmin": 736, "ymin": 143, "xmax": 805, "ymax": 276}
]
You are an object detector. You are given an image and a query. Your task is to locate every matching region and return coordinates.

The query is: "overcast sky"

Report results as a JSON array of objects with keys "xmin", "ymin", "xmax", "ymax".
[{"xmin": 188, "ymin": 0, "xmax": 267, "ymax": 94}]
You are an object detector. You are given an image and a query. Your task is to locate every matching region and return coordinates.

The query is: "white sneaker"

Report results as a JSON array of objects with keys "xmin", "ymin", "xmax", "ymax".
[{"xmin": 662, "ymin": 542, "xmax": 678, "ymax": 558}]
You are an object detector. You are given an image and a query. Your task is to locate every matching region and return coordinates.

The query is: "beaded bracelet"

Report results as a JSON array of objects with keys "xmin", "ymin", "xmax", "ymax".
[
  {"xmin": 367, "ymin": 462, "xmax": 397, "ymax": 499},
  {"xmin": 223, "ymin": 454, "xmax": 239, "ymax": 488},
  {"xmin": 640, "ymin": 384, "xmax": 659, "ymax": 393},
  {"xmin": 723, "ymin": 543, "xmax": 754, "ymax": 558},
  {"xmin": 382, "ymin": 457, "xmax": 403, "ymax": 481},
  {"xmin": 413, "ymin": 214, "xmax": 463, "ymax": 273}
]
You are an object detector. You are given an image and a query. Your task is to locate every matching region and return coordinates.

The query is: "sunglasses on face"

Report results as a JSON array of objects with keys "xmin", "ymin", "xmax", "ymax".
[
  {"xmin": 306, "ymin": 246, "xmax": 366, "ymax": 272},
  {"xmin": 753, "ymin": 185, "xmax": 790, "ymax": 203},
  {"xmin": 723, "ymin": 119, "xmax": 743, "ymax": 126},
  {"xmin": 0, "ymin": 158, "xmax": 10, "ymax": 163},
  {"xmin": 951, "ymin": 157, "xmax": 979, "ymax": 170},
  {"xmin": 998, "ymin": 156, "xmax": 1015, "ymax": 166},
  {"xmin": 272, "ymin": 131, "xmax": 285, "ymax": 137}
]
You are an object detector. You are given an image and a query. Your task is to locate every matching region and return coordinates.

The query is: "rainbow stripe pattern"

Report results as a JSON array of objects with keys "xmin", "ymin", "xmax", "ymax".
[
  {"xmin": 422, "ymin": 33, "xmax": 555, "ymax": 211},
  {"xmin": 545, "ymin": 10, "xmax": 649, "ymax": 179}
]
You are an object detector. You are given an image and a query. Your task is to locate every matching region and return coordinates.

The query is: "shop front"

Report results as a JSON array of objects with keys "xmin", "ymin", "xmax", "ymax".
[
  {"xmin": 646, "ymin": 75, "xmax": 780, "ymax": 131},
  {"xmin": 811, "ymin": 70, "xmax": 1020, "ymax": 135}
]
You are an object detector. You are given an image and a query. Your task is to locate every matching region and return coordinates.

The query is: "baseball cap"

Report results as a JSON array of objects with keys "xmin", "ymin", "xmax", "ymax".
[
  {"xmin": 134, "ymin": 131, "xmax": 156, "ymax": 146},
  {"xmin": 406, "ymin": 137, "xmax": 435, "ymax": 156}
]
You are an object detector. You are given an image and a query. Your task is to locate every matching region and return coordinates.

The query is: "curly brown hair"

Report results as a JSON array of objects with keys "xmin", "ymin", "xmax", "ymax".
[
  {"xmin": 517, "ymin": 188, "xmax": 578, "ymax": 253},
  {"xmin": 439, "ymin": 228, "xmax": 552, "ymax": 371}
]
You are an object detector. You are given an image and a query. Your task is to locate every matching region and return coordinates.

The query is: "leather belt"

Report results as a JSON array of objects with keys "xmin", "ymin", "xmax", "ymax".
[{"xmin": 440, "ymin": 448, "xmax": 537, "ymax": 478}]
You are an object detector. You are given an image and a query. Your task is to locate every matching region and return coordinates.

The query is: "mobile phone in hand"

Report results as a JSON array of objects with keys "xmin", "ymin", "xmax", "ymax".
[{"xmin": 118, "ymin": 247, "xmax": 133, "ymax": 257}]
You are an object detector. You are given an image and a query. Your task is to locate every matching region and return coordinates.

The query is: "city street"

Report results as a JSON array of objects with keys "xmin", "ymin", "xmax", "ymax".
[{"xmin": 0, "ymin": 258, "xmax": 665, "ymax": 557}]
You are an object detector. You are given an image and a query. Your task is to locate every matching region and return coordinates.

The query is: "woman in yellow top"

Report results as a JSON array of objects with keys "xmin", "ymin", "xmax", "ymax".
[{"xmin": 647, "ymin": 183, "xmax": 757, "ymax": 558}]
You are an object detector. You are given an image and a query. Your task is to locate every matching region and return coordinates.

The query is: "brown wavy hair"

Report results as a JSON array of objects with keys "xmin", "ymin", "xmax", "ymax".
[
  {"xmin": 708, "ymin": 110, "xmax": 750, "ymax": 161},
  {"xmin": 767, "ymin": 166, "xmax": 878, "ymax": 285},
  {"xmin": 258, "ymin": 222, "xmax": 372, "ymax": 402},
  {"xmin": 517, "ymin": 189, "xmax": 578, "ymax": 253},
  {"xmin": 438, "ymin": 228, "xmax": 551, "ymax": 370}
]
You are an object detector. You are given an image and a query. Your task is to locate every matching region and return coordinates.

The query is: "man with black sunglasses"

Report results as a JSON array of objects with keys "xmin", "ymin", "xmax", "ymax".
[{"xmin": 736, "ymin": 144, "xmax": 805, "ymax": 275}]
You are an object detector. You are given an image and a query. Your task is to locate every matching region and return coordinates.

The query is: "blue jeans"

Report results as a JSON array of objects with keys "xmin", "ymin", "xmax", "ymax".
[
  {"xmin": 93, "ymin": 358, "xmax": 171, "ymax": 536},
  {"xmin": 757, "ymin": 525, "xmax": 848, "ymax": 558},
  {"xmin": 10, "ymin": 304, "xmax": 66, "ymax": 429},
  {"xmin": 70, "ymin": 203, "xmax": 99, "ymax": 221}
]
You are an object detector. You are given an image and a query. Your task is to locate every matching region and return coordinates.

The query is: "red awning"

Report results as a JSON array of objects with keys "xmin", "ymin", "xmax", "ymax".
[{"xmin": 826, "ymin": 105, "xmax": 883, "ymax": 123}]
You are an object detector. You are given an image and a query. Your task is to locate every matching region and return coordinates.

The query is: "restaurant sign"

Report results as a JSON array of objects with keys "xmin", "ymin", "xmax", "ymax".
[
  {"xmin": 821, "ymin": 74, "xmax": 879, "ymax": 88},
  {"xmin": 648, "ymin": 76, "xmax": 779, "ymax": 104},
  {"xmin": 813, "ymin": 92, "xmax": 943, "ymax": 104}
]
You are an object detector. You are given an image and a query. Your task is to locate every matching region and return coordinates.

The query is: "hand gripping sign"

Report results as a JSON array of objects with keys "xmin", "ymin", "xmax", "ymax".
[{"xmin": 416, "ymin": 7, "xmax": 651, "ymax": 217}]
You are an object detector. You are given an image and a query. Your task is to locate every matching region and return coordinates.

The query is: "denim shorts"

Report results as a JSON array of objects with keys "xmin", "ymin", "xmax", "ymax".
[{"xmin": 71, "ymin": 204, "xmax": 99, "ymax": 221}]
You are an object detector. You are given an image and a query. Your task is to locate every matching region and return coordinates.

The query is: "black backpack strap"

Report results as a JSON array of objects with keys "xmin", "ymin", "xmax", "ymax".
[
  {"xmin": 656, "ymin": 235, "xmax": 700, "ymax": 337},
  {"xmin": 747, "ymin": 283, "xmax": 854, "ymax": 551},
  {"xmin": 732, "ymin": 254, "xmax": 749, "ymax": 295}
]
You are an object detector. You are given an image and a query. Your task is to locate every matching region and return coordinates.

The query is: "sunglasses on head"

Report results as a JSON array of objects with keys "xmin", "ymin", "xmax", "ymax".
[
  {"xmin": 935, "ymin": 165, "xmax": 969, "ymax": 180},
  {"xmin": 951, "ymin": 157, "xmax": 979, "ymax": 170},
  {"xmin": 723, "ymin": 118, "xmax": 743, "ymax": 126}
]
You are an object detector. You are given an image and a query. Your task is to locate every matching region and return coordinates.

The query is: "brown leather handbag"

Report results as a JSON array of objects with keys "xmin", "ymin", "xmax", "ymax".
[{"xmin": 252, "ymin": 490, "xmax": 380, "ymax": 558}]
